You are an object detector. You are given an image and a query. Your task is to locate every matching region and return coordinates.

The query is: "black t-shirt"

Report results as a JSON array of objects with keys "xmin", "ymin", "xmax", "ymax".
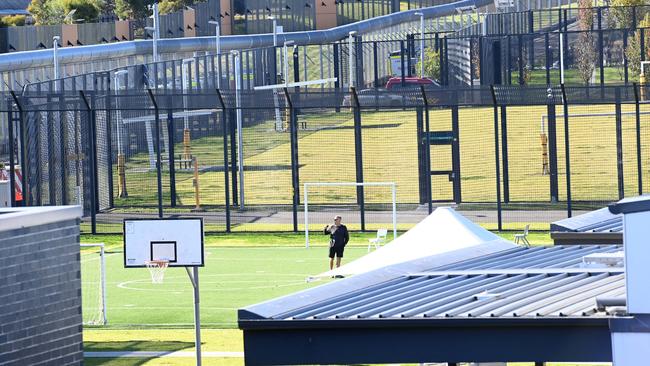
[{"xmin": 325, "ymin": 224, "xmax": 349, "ymax": 247}]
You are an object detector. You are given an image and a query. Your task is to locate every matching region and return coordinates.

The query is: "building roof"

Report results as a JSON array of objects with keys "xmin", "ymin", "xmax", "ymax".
[
  {"xmin": 551, "ymin": 208, "xmax": 622, "ymax": 233},
  {"xmin": 239, "ymin": 245, "xmax": 624, "ymax": 365},
  {"xmin": 0, "ymin": 0, "xmax": 30, "ymax": 15},
  {"xmin": 242, "ymin": 245, "xmax": 624, "ymax": 321}
]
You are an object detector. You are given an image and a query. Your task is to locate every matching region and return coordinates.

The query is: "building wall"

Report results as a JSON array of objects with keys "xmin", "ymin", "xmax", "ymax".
[{"xmin": 0, "ymin": 212, "xmax": 83, "ymax": 365}]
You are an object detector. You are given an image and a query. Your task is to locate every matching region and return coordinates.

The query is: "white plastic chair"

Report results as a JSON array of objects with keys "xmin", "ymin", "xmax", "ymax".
[
  {"xmin": 368, "ymin": 228, "xmax": 388, "ymax": 251},
  {"xmin": 514, "ymin": 224, "xmax": 530, "ymax": 247}
]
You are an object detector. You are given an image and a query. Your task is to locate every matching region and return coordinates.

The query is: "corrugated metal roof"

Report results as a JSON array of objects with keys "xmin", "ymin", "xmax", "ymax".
[
  {"xmin": 276, "ymin": 271, "xmax": 624, "ymax": 320},
  {"xmin": 248, "ymin": 245, "xmax": 626, "ymax": 321},
  {"xmin": 551, "ymin": 208, "xmax": 623, "ymax": 233},
  {"xmin": 431, "ymin": 244, "xmax": 622, "ymax": 270}
]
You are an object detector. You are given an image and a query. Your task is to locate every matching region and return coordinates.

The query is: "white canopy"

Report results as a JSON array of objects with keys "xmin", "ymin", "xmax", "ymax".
[{"xmin": 313, "ymin": 207, "xmax": 516, "ymax": 279}]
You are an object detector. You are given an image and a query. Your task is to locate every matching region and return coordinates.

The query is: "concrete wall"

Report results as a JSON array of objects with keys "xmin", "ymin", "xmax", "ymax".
[{"xmin": 0, "ymin": 206, "xmax": 83, "ymax": 366}]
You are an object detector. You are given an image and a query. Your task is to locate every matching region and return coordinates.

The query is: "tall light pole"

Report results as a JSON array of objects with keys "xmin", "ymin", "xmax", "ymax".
[
  {"xmin": 145, "ymin": 2, "xmax": 160, "ymax": 63},
  {"xmin": 208, "ymin": 20, "xmax": 221, "ymax": 88},
  {"xmin": 114, "ymin": 70, "xmax": 128, "ymax": 198},
  {"xmin": 414, "ymin": 12, "xmax": 424, "ymax": 78},
  {"xmin": 52, "ymin": 36, "xmax": 60, "ymax": 90},
  {"xmin": 283, "ymin": 40, "xmax": 294, "ymax": 85},
  {"xmin": 269, "ymin": 16, "xmax": 278, "ymax": 47},
  {"xmin": 348, "ymin": 31, "xmax": 356, "ymax": 88},
  {"xmin": 231, "ymin": 50, "xmax": 245, "ymax": 209}
]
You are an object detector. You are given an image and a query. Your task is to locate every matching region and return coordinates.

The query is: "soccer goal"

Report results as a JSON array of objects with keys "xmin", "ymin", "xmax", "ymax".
[
  {"xmin": 304, "ymin": 182, "xmax": 397, "ymax": 248},
  {"xmin": 80, "ymin": 243, "xmax": 107, "ymax": 325}
]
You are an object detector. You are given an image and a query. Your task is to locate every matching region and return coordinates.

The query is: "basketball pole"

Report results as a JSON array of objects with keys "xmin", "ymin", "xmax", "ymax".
[{"xmin": 186, "ymin": 267, "xmax": 202, "ymax": 366}]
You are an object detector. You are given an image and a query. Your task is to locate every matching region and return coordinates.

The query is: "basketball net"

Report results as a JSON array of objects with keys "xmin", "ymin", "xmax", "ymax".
[{"xmin": 145, "ymin": 260, "xmax": 169, "ymax": 284}]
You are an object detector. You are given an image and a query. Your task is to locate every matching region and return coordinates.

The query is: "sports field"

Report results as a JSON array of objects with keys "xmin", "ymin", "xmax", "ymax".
[
  {"xmin": 79, "ymin": 231, "xmax": 566, "ymax": 366},
  {"xmin": 114, "ymin": 104, "xmax": 650, "ymax": 215}
]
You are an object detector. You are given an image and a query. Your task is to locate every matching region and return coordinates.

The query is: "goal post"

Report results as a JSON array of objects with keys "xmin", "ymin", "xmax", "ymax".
[
  {"xmin": 304, "ymin": 182, "xmax": 397, "ymax": 248},
  {"xmin": 80, "ymin": 243, "xmax": 107, "ymax": 325}
]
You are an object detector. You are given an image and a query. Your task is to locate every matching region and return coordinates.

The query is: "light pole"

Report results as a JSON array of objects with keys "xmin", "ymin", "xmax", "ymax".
[
  {"xmin": 145, "ymin": 2, "xmax": 160, "ymax": 63},
  {"xmin": 231, "ymin": 50, "xmax": 245, "ymax": 209},
  {"xmin": 208, "ymin": 20, "xmax": 221, "ymax": 88},
  {"xmin": 52, "ymin": 36, "xmax": 60, "ymax": 89},
  {"xmin": 283, "ymin": 40, "xmax": 294, "ymax": 85},
  {"xmin": 348, "ymin": 31, "xmax": 356, "ymax": 88},
  {"xmin": 414, "ymin": 12, "xmax": 424, "ymax": 78},
  {"xmin": 113, "ymin": 70, "xmax": 128, "ymax": 198},
  {"xmin": 269, "ymin": 16, "xmax": 278, "ymax": 47}
]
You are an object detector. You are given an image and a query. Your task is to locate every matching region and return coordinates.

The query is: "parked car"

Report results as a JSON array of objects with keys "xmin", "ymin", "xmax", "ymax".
[
  {"xmin": 385, "ymin": 77, "xmax": 436, "ymax": 90},
  {"xmin": 342, "ymin": 88, "xmax": 406, "ymax": 107}
]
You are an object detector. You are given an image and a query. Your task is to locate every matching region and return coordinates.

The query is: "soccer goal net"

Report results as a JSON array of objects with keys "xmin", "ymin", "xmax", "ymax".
[
  {"xmin": 304, "ymin": 182, "xmax": 397, "ymax": 248},
  {"xmin": 80, "ymin": 243, "xmax": 107, "ymax": 325}
]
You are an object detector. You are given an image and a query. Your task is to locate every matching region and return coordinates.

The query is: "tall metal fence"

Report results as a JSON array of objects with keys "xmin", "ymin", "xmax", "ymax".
[{"xmin": 2, "ymin": 84, "xmax": 649, "ymax": 234}]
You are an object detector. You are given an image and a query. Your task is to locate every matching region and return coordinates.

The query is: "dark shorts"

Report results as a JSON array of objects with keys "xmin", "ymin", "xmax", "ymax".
[{"xmin": 329, "ymin": 245, "xmax": 345, "ymax": 258}]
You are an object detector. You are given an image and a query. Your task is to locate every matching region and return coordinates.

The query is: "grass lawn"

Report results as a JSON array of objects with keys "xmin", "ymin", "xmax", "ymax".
[
  {"xmin": 82, "ymin": 231, "xmax": 603, "ymax": 366},
  {"xmin": 113, "ymin": 103, "xmax": 643, "ymax": 217}
]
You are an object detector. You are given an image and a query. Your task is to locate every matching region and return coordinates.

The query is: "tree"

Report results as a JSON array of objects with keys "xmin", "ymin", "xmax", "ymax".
[
  {"xmin": 610, "ymin": 0, "xmax": 646, "ymax": 29},
  {"xmin": 625, "ymin": 14, "xmax": 650, "ymax": 80},
  {"xmin": 28, "ymin": 0, "xmax": 65, "ymax": 25},
  {"xmin": 158, "ymin": 0, "xmax": 195, "ymax": 14},
  {"xmin": 0, "ymin": 15, "xmax": 27, "ymax": 27},
  {"xmin": 575, "ymin": 0, "xmax": 596, "ymax": 85},
  {"xmin": 115, "ymin": 0, "xmax": 154, "ymax": 20},
  {"xmin": 61, "ymin": 0, "xmax": 103, "ymax": 23},
  {"xmin": 422, "ymin": 48, "xmax": 440, "ymax": 81}
]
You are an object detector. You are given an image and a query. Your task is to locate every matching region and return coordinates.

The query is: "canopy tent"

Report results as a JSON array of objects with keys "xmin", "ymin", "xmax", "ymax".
[{"xmin": 313, "ymin": 207, "xmax": 516, "ymax": 279}]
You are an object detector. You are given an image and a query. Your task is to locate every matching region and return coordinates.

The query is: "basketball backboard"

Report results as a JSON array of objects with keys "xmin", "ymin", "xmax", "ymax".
[{"xmin": 123, "ymin": 218, "xmax": 204, "ymax": 267}]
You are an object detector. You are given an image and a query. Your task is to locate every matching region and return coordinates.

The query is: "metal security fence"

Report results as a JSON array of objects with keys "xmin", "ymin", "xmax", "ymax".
[{"xmin": 1, "ymin": 85, "xmax": 649, "ymax": 234}]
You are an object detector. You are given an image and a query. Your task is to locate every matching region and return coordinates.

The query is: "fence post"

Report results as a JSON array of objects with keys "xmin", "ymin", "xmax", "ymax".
[
  {"xmin": 490, "ymin": 85, "xmax": 502, "ymax": 231},
  {"xmin": 400, "ymin": 40, "xmax": 406, "ymax": 86},
  {"xmin": 216, "ymin": 89, "xmax": 231, "ymax": 232},
  {"xmin": 282, "ymin": 88, "xmax": 300, "ymax": 232},
  {"xmin": 230, "ymin": 108, "xmax": 238, "ymax": 207},
  {"xmin": 6, "ymin": 100, "xmax": 16, "ymax": 207},
  {"xmin": 355, "ymin": 35, "xmax": 364, "ymax": 87},
  {"xmin": 518, "ymin": 34, "xmax": 524, "ymax": 85},
  {"xmin": 9, "ymin": 91, "xmax": 28, "ymax": 207},
  {"xmin": 560, "ymin": 84, "xmax": 571, "ymax": 217},
  {"xmin": 79, "ymin": 91, "xmax": 98, "ymax": 233},
  {"xmin": 547, "ymin": 96, "xmax": 559, "ymax": 202},
  {"xmin": 351, "ymin": 87, "xmax": 365, "ymax": 231},
  {"xmin": 373, "ymin": 41, "xmax": 379, "ymax": 87},
  {"xmin": 420, "ymin": 86, "xmax": 433, "ymax": 214},
  {"xmin": 620, "ymin": 29, "xmax": 629, "ymax": 84},
  {"xmin": 634, "ymin": 83, "xmax": 643, "ymax": 195},
  {"xmin": 146, "ymin": 89, "xmax": 164, "ymax": 218},
  {"xmin": 545, "ymin": 33, "xmax": 550, "ymax": 85},
  {"xmin": 58, "ymin": 94, "xmax": 68, "ymax": 204},
  {"xmin": 598, "ymin": 29, "xmax": 604, "ymax": 86},
  {"xmin": 451, "ymin": 97, "xmax": 461, "ymax": 204},
  {"xmin": 501, "ymin": 105, "xmax": 510, "ymax": 203},
  {"xmin": 416, "ymin": 105, "xmax": 426, "ymax": 204},
  {"xmin": 615, "ymin": 86, "xmax": 625, "ymax": 200},
  {"xmin": 167, "ymin": 109, "xmax": 177, "ymax": 207},
  {"xmin": 333, "ymin": 43, "xmax": 341, "ymax": 112}
]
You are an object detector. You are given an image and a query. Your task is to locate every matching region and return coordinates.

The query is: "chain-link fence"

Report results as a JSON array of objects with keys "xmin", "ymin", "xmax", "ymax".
[{"xmin": 1, "ymin": 84, "xmax": 648, "ymax": 234}]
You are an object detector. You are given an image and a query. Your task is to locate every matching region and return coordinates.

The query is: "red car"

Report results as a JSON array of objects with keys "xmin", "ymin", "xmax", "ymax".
[{"xmin": 385, "ymin": 77, "xmax": 436, "ymax": 90}]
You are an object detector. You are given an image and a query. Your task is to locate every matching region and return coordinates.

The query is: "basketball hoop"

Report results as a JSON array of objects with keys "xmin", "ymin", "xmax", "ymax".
[{"xmin": 145, "ymin": 260, "xmax": 169, "ymax": 284}]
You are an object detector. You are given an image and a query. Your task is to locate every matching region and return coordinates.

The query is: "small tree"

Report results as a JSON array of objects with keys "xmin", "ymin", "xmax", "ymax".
[
  {"xmin": 625, "ymin": 14, "xmax": 650, "ymax": 81},
  {"xmin": 422, "ymin": 48, "xmax": 440, "ymax": 81},
  {"xmin": 62, "ymin": 0, "xmax": 103, "ymax": 23},
  {"xmin": 0, "ymin": 15, "xmax": 27, "ymax": 27},
  {"xmin": 115, "ymin": 0, "xmax": 154, "ymax": 20},
  {"xmin": 28, "ymin": 0, "xmax": 65, "ymax": 25},
  {"xmin": 575, "ymin": 0, "xmax": 596, "ymax": 85},
  {"xmin": 611, "ymin": 0, "xmax": 646, "ymax": 29}
]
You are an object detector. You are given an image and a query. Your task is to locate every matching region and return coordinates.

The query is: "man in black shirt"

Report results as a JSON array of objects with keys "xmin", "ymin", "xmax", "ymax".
[{"xmin": 324, "ymin": 215, "xmax": 349, "ymax": 270}]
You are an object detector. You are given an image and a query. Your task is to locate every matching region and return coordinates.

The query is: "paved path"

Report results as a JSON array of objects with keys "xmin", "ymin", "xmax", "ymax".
[{"xmin": 85, "ymin": 351, "xmax": 244, "ymax": 358}]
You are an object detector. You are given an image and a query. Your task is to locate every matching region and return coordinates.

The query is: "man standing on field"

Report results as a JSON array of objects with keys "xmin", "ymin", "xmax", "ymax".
[{"xmin": 324, "ymin": 215, "xmax": 349, "ymax": 271}]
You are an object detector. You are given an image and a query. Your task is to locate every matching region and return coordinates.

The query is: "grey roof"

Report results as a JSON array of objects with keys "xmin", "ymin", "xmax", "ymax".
[
  {"xmin": 241, "ymin": 245, "xmax": 625, "ymax": 321},
  {"xmin": 276, "ymin": 271, "xmax": 624, "ymax": 320},
  {"xmin": 551, "ymin": 208, "xmax": 622, "ymax": 233},
  {"xmin": 0, "ymin": 0, "xmax": 30, "ymax": 14}
]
